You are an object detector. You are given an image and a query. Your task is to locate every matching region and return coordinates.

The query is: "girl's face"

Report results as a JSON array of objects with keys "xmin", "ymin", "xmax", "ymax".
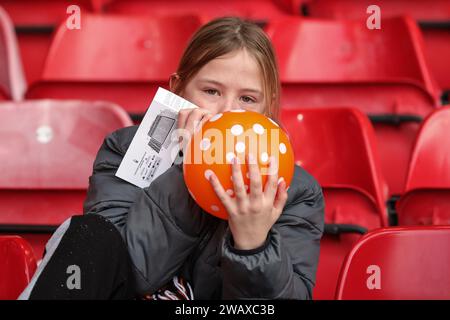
[{"xmin": 180, "ymin": 49, "xmax": 266, "ymax": 115}]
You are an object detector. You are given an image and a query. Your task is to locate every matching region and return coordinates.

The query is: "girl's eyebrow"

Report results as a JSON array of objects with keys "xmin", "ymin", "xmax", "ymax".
[
  {"xmin": 198, "ymin": 78, "xmax": 224, "ymax": 87},
  {"xmin": 199, "ymin": 78, "xmax": 262, "ymax": 96},
  {"xmin": 242, "ymin": 88, "xmax": 263, "ymax": 96}
]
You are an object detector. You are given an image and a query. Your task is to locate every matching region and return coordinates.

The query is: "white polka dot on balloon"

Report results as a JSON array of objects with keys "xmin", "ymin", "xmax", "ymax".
[
  {"xmin": 200, "ymin": 138, "xmax": 211, "ymax": 151},
  {"xmin": 226, "ymin": 152, "xmax": 236, "ymax": 163},
  {"xmin": 260, "ymin": 152, "xmax": 269, "ymax": 163},
  {"xmin": 204, "ymin": 169, "xmax": 214, "ymax": 180},
  {"xmin": 231, "ymin": 124, "xmax": 244, "ymax": 136},
  {"xmin": 235, "ymin": 142, "xmax": 246, "ymax": 153},
  {"xmin": 279, "ymin": 143, "xmax": 287, "ymax": 154},
  {"xmin": 209, "ymin": 113, "xmax": 223, "ymax": 122},
  {"xmin": 253, "ymin": 123, "xmax": 264, "ymax": 135},
  {"xmin": 231, "ymin": 109, "xmax": 246, "ymax": 113},
  {"xmin": 211, "ymin": 205, "xmax": 220, "ymax": 212}
]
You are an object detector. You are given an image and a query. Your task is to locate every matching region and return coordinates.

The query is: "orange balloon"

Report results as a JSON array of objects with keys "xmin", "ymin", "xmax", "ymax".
[{"xmin": 183, "ymin": 110, "xmax": 295, "ymax": 220}]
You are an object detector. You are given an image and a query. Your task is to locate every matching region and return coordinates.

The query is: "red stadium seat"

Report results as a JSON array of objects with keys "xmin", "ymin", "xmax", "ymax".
[
  {"xmin": 336, "ymin": 226, "xmax": 450, "ymax": 300},
  {"xmin": 0, "ymin": 100, "xmax": 133, "ymax": 258},
  {"xmin": 0, "ymin": 1, "xmax": 99, "ymax": 85},
  {"xmin": 267, "ymin": 16, "xmax": 440, "ymax": 196},
  {"xmin": 280, "ymin": 107, "xmax": 388, "ymax": 299},
  {"xmin": 422, "ymin": 28, "xmax": 450, "ymax": 91},
  {"xmin": 304, "ymin": 0, "xmax": 450, "ymax": 21},
  {"xmin": 0, "ymin": 0, "xmax": 97, "ymax": 26},
  {"xmin": 0, "ymin": 6, "xmax": 26, "ymax": 100},
  {"xmin": 0, "ymin": 236, "xmax": 37, "ymax": 300},
  {"xmin": 25, "ymin": 14, "xmax": 203, "ymax": 119},
  {"xmin": 396, "ymin": 106, "xmax": 450, "ymax": 226},
  {"xmin": 99, "ymin": 0, "xmax": 291, "ymax": 22},
  {"xmin": 303, "ymin": 0, "xmax": 450, "ymax": 91}
]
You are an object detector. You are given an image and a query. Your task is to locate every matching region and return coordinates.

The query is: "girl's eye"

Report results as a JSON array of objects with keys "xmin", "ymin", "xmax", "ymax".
[
  {"xmin": 204, "ymin": 89, "xmax": 219, "ymax": 96},
  {"xmin": 241, "ymin": 96, "xmax": 256, "ymax": 103}
]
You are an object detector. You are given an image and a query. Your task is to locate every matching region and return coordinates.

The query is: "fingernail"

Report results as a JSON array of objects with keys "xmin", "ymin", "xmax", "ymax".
[{"xmin": 277, "ymin": 177, "xmax": 285, "ymax": 185}]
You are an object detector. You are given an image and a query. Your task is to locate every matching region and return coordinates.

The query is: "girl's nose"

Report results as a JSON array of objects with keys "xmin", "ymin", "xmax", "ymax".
[{"xmin": 221, "ymin": 104, "xmax": 243, "ymax": 113}]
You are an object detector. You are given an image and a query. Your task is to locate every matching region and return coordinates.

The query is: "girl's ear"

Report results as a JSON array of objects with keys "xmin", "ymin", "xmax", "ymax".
[{"xmin": 169, "ymin": 73, "xmax": 181, "ymax": 92}]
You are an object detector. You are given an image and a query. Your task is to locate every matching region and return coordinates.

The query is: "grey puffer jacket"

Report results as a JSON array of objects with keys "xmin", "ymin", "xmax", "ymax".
[{"xmin": 83, "ymin": 125, "xmax": 324, "ymax": 299}]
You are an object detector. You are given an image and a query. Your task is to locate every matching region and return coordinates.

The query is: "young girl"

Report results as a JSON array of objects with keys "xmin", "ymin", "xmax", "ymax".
[{"xmin": 19, "ymin": 17, "xmax": 324, "ymax": 300}]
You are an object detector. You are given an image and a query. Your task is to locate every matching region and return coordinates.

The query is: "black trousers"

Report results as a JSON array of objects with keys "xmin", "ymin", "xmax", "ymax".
[{"xmin": 26, "ymin": 214, "xmax": 136, "ymax": 300}]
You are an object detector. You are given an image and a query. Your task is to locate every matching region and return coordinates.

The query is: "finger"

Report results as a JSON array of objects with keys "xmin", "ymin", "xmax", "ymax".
[
  {"xmin": 208, "ymin": 171, "xmax": 235, "ymax": 215},
  {"xmin": 185, "ymin": 109, "xmax": 211, "ymax": 136},
  {"xmin": 197, "ymin": 113, "xmax": 213, "ymax": 133},
  {"xmin": 177, "ymin": 108, "xmax": 192, "ymax": 130},
  {"xmin": 273, "ymin": 178, "xmax": 288, "ymax": 212},
  {"xmin": 247, "ymin": 153, "xmax": 263, "ymax": 202},
  {"xmin": 231, "ymin": 156, "xmax": 247, "ymax": 201},
  {"xmin": 264, "ymin": 156, "xmax": 279, "ymax": 200}
]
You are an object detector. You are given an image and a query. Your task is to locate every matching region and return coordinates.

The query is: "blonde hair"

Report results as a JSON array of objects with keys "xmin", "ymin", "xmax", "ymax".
[{"xmin": 173, "ymin": 16, "xmax": 281, "ymax": 121}]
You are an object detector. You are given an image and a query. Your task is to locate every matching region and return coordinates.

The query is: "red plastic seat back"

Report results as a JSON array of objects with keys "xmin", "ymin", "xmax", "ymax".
[
  {"xmin": 422, "ymin": 29, "xmax": 450, "ymax": 90},
  {"xmin": 0, "ymin": 6, "xmax": 26, "ymax": 100},
  {"xmin": 0, "ymin": 100, "xmax": 132, "ymax": 190},
  {"xmin": 41, "ymin": 14, "xmax": 202, "ymax": 82},
  {"xmin": 268, "ymin": 16, "xmax": 438, "ymax": 195},
  {"xmin": 304, "ymin": 0, "xmax": 450, "ymax": 21},
  {"xmin": 99, "ymin": 0, "xmax": 290, "ymax": 21},
  {"xmin": 397, "ymin": 106, "xmax": 450, "ymax": 225},
  {"xmin": 27, "ymin": 82, "xmax": 164, "ymax": 115},
  {"xmin": 25, "ymin": 14, "xmax": 202, "ymax": 114},
  {"xmin": 280, "ymin": 107, "xmax": 387, "ymax": 228},
  {"xmin": 303, "ymin": 0, "xmax": 450, "ymax": 91},
  {"xmin": 0, "ymin": 100, "xmax": 132, "ymax": 257},
  {"xmin": 1, "ymin": 0, "xmax": 97, "ymax": 86},
  {"xmin": 404, "ymin": 106, "xmax": 450, "ymax": 190},
  {"xmin": 280, "ymin": 107, "xmax": 388, "ymax": 300},
  {"xmin": 0, "ymin": 236, "xmax": 37, "ymax": 300},
  {"xmin": 0, "ymin": 0, "xmax": 96, "ymax": 26},
  {"xmin": 314, "ymin": 233, "xmax": 363, "ymax": 300},
  {"xmin": 266, "ymin": 16, "xmax": 438, "ymax": 113},
  {"xmin": 336, "ymin": 226, "xmax": 450, "ymax": 300}
]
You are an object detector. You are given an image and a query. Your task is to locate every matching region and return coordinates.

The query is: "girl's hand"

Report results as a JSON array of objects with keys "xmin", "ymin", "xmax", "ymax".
[
  {"xmin": 177, "ymin": 108, "xmax": 213, "ymax": 154},
  {"xmin": 208, "ymin": 154, "xmax": 288, "ymax": 250}
]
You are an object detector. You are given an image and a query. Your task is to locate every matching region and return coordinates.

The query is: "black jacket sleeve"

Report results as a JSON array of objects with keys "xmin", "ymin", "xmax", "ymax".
[{"xmin": 83, "ymin": 126, "xmax": 215, "ymax": 295}]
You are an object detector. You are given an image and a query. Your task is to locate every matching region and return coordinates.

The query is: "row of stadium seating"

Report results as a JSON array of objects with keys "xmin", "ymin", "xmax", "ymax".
[
  {"xmin": 1, "ymin": 8, "xmax": 449, "ymax": 196},
  {"xmin": 3, "ymin": 225, "xmax": 450, "ymax": 300},
  {"xmin": 1, "ymin": 0, "xmax": 449, "ymax": 88},
  {"xmin": 2, "ymin": 0, "xmax": 450, "ymax": 24},
  {"xmin": 283, "ymin": 105, "xmax": 450, "ymax": 299},
  {"xmin": 0, "ymin": 100, "xmax": 448, "ymax": 298}
]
